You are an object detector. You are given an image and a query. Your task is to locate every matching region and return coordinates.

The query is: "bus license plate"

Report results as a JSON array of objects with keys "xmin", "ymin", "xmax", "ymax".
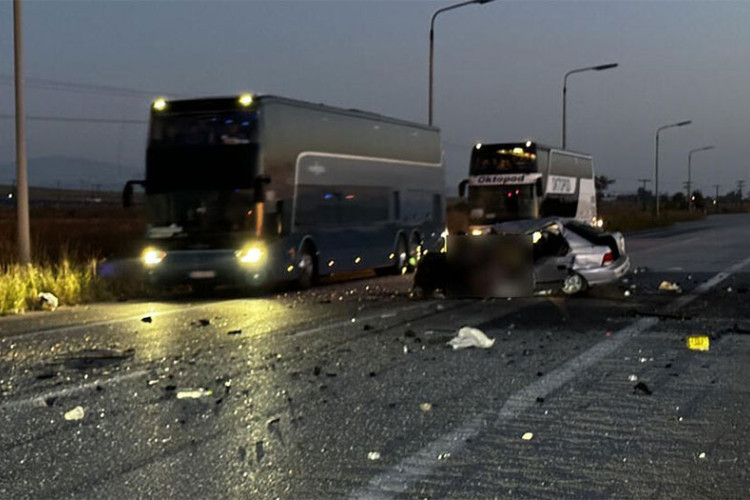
[{"xmin": 189, "ymin": 270, "xmax": 216, "ymax": 279}]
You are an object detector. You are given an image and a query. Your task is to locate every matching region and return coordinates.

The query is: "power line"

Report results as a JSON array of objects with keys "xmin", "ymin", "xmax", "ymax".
[
  {"xmin": 0, "ymin": 113, "xmax": 147, "ymax": 124},
  {"xmin": 0, "ymin": 74, "xmax": 174, "ymax": 98}
]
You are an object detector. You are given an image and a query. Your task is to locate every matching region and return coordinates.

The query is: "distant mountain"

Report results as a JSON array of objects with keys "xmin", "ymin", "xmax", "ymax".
[{"xmin": 0, "ymin": 156, "xmax": 141, "ymax": 191}]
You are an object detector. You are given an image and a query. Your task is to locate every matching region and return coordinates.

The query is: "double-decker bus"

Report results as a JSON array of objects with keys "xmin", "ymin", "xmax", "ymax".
[
  {"xmin": 458, "ymin": 141, "xmax": 596, "ymax": 233},
  {"xmin": 123, "ymin": 94, "xmax": 445, "ymax": 289}
]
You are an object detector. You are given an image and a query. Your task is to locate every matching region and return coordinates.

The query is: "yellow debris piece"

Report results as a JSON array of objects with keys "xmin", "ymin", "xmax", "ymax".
[{"xmin": 687, "ymin": 335, "xmax": 710, "ymax": 351}]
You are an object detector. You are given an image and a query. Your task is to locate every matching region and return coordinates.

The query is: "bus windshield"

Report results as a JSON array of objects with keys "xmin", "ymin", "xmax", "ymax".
[
  {"xmin": 468, "ymin": 185, "xmax": 538, "ymax": 223},
  {"xmin": 146, "ymin": 189, "xmax": 256, "ymax": 235},
  {"xmin": 146, "ymin": 110, "xmax": 260, "ymax": 194},
  {"xmin": 472, "ymin": 146, "xmax": 537, "ymax": 174},
  {"xmin": 150, "ymin": 111, "xmax": 258, "ymax": 145}
]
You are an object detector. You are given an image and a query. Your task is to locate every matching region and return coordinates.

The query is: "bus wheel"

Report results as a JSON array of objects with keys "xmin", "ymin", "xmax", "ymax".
[
  {"xmin": 562, "ymin": 272, "xmax": 588, "ymax": 296},
  {"xmin": 407, "ymin": 234, "xmax": 422, "ymax": 272},
  {"xmin": 394, "ymin": 237, "xmax": 409, "ymax": 275},
  {"xmin": 297, "ymin": 247, "xmax": 317, "ymax": 289}
]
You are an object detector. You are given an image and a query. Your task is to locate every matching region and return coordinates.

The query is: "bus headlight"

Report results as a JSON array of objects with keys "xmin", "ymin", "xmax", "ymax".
[
  {"xmin": 142, "ymin": 247, "xmax": 167, "ymax": 266},
  {"xmin": 236, "ymin": 243, "xmax": 265, "ymax": 264}
]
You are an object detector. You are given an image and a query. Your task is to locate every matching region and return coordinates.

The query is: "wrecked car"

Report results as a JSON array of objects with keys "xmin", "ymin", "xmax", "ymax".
[
  {"xmin": 415, "ymin": 217, "xmax": 629, "ymax": 297},
  {"xmin": 493, "ymin": 217, "xmax": 630, "ymax": 295}
]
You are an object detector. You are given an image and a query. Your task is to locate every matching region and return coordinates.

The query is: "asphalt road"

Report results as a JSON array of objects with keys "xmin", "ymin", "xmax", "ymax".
[{"xmin": 2, "ymin": 214, "xmax": 750, "ymax": 499}]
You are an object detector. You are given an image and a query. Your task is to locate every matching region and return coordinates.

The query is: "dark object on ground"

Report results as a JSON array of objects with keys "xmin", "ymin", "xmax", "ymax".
[
  {"xmin": 413, "ymin": 252, "xmax": 448, "ymax": 295},
  {"xmin": 633, "ymin": 381, "xmax": 652, "ymax": 395},
  {"xmin": 227, "ymin": 329, "xmax": 242, "ymax": 335},
  {"xmin": 193, "ymin": 319, "xmax": 210, "ymax": 327},
  {"xmin": 141, "ymin": 316, "xmax": 152, "ymax": 323},
  {"xmin": 635, "ymin": 310, "xmax": 690, "ymax": 321}
]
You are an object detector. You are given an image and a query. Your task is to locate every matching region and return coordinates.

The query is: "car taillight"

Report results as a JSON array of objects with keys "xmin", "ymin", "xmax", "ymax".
[{"xmin": 602, "ymin": 251, "xmax": 614, "ymax": 266}]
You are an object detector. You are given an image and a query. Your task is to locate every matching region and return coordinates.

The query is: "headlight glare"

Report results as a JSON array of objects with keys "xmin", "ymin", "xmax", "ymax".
[
  {"xmin": 236, "ymin": 243, "xmax": 265, "ymax": 264},
  {"xmin": 142, "ymin": 247, "xmax": 167, "ymax": 266}
]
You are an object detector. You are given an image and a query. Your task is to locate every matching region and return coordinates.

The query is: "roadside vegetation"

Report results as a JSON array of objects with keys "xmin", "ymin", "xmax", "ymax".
[
  {"xmin": 598, "ymin": 204, "xmax": 706, "ymax": 233},
  {"xmin": 0, "ymin": 206, "xmax": 144, "ymax": 315}
]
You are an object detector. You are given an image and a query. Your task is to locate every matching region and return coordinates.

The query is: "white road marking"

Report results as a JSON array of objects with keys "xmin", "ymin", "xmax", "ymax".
[
  {"xmin": 349, "ymin": 254, "xmax": 750, "ymax": 500},
  {"xmin": 0, "ymin": 369, "xmax": 150, "ymax": 412}
]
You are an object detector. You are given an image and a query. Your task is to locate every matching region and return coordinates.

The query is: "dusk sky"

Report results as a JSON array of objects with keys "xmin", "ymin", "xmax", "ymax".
[{"xmin": 1, "ymin": 0, "xmax": 749, "ymax": 196}]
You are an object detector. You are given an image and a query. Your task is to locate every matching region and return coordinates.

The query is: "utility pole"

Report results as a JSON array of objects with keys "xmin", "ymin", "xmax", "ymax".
[
  {"xmin": 738, "ymin": 180, "xmax": 745, "ymax": 211},
  {"xmin": 13, "ymin": 0, "xmax": 31, "ymax": 264},
  {"xmin": 638, "ymin": 178, "xmax": 651, "ymax": 211},
  {"xmin": 713, "ymin": 184, "xmax": 720, "ymax": 212}
]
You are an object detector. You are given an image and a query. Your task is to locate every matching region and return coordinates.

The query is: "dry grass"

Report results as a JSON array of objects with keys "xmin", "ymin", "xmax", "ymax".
[
  {"xmin": 0, "ymin": 260, "xmax": 108, "ymax": 315},
  {"xmin": 599, "ymin": 204, "xmax": 706, "ymax": 233},
  {"xmin": 0, "ymin": 206, "xmax": 145, "ymax": 315}
]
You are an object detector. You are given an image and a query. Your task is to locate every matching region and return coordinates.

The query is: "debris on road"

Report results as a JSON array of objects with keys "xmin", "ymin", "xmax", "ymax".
[
  {"xmin": 624, "ymin": 290, "xmax": 631, "ymax": 297},
  {"xmin": 367, "ymin": 451, "xmax": 381, "ymax": 461},
  {"xmin": 38, "ymin": 292, "xmax": 59, "ymax": 311},
  {"xmin": 64, "ymin": 406, "xmax": 85, "ymax": 421},
  {"xmin": 420, "ymin": 402, "xmax": 432, "ymax": 412},
  {"xmin": 521, "ymin": 432, "xmax": 534, "ymax": 441},
  {"xmin": 633, "ymin": 381, "xmax": 652, "ymax": 395},
  {"xmin": 192, "ymin": 319, "xmax": 210, "ymax": 327},
  {"xmin": 176, "ymin": 388, "xmax": 213, "ymax": 399},
  {"xmin": 141, "ymin": 316, "xmax": 152, "ymax": 323},
  {"xmin": 438, "ymin": 452, "xmax": 451, "ymax": 460},
  {"xmin": 687, "ymin": 335, "xmax": 710, "ymax": 351},
  {"xmin": 60, "ymin": 348, "xmax": 135, "ymax": 370},
  {"xmin": 698, "ymin": 452, "xmax": 707, "ymax": 460},
  {"xmin": 447, "ymin": 327, "xmax": 495, "ymax": 350},
  {"xmin": 363, "ymin": 324, "xmax": 374, "ymax": 331},
  {"xmin": 658, "ymin": 281, "xmax": 682, "ymax": 293},
  {"xmin": 628, "ymin": 374, "xmax": 638, "ymax": 382},
  {"xmin": 227, "ymin": 329, "xmax": 242, "ymax": 335}
]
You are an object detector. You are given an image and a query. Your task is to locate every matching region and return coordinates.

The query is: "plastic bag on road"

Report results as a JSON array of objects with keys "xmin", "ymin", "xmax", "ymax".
[
  {"xmin": 447, "ymin": 327, "xmax": 495, "ymax": 350},
  {"xmin": 38, "ymin": 292, "xmax": 59, "ymax": 311}
]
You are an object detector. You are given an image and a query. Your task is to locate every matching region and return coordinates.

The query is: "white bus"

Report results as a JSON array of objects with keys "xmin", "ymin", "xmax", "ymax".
[{"xmin": 458, "ymin": 141, "xmax": 596, "ymax": 232}]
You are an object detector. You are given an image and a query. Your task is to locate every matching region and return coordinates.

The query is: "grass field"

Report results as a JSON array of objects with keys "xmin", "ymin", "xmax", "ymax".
[{"xmin": 0, "ymin": 206, "xmax": 145, "ymax": 314}]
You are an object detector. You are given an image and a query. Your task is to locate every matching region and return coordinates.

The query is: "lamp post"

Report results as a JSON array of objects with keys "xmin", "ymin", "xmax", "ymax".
[
  {"xmin": 13, "ymin": 0, "xmax": 31, "ymax": 264},
  {"xmin": 562, "ymin": 62, "xmax": 618, "ymax": 149},
  {"xmin": 687, "ymin": 146, "xmax": 714, "ymax": 209},
  {"xmin": 428, "ymin": 0, "xmax": 495, "ymax": 126},
  {"xmin": 654, "ymin": 120, "xmax": 692, "ymax": 217}
]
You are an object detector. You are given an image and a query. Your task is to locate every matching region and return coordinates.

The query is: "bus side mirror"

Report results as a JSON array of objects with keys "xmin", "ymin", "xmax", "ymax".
[
  {"xmin": 458, "ymin": 179, "xmax": 469, "ymax": 198},
  {"xmin": 122, "ymin": 180, "xmax": 145, "ymax": 208}
]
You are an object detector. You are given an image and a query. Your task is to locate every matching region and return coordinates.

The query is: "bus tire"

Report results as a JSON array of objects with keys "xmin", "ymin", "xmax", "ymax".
[
  {"xmin": 393, "ymin": 236, "xmax": 409, "ymax": 275},
  {"xmin": 297, "ymin": 245, "xmax": 317, "ymax": 290},
  {"xmin": 407, "ymin": 233, "xmax": 422, "ymax": 272}
]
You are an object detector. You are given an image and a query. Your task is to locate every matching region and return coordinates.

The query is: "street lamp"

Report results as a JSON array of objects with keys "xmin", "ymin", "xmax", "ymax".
[
  {"xmin": 562, "ymin": 62, "xmax": 618, "ymax": 149},
  {"xmin": 654, "ymin": 120, "xmax": 692, "ymax": 217},
  {"xmin": 687, "ymin": 145, "xmax": 714, "ymax": 209},
  {"xmin": 428, "ymin": 0, "xmax": 495, "ymax": 126}
]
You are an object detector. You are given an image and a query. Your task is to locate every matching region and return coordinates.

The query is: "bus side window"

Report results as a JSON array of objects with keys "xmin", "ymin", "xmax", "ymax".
[{"xmin": 393, "ymin": 191, "xmax": 401, "ymax": 221}]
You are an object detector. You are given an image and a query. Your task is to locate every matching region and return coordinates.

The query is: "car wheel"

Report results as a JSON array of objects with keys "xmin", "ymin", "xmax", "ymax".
[
  {"xmin": 562, "ymin": 272, "xmax": 588, "ymax": 296},
  {"xmin": 297, "ymin": 247, "xmax": 317, "ymax": 289}
]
